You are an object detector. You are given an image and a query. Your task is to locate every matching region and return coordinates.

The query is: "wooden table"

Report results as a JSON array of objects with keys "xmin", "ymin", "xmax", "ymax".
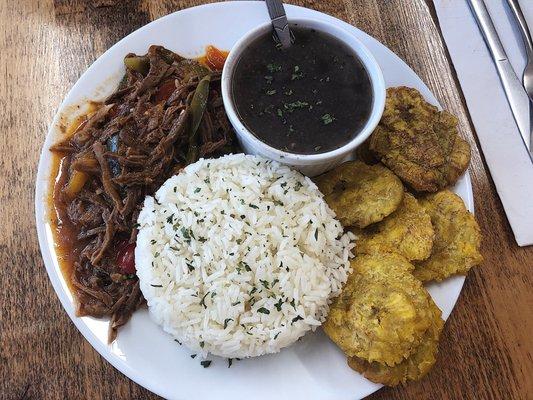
[{"xmin": 1, "ymin": 0, "xmax": 532, "ymax": 399}]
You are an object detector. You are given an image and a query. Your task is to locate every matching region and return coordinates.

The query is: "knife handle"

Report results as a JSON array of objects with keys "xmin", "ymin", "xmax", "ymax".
[
  {"xmin": 467, "ymin": 0, "xmax": 508, "ymax": 61},
  {"xmin": 506, "ymin": 0, "xmax": 533, "ymax": 59}
]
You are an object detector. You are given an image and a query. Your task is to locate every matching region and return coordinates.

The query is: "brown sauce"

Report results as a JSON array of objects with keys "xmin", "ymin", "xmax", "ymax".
[{"xmin": 48, "ymin": 102, "xmax": 102, "ymax": 289}]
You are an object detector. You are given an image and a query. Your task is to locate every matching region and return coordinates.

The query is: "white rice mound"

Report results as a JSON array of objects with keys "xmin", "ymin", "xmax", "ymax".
[{"xmin": 135, "ymin": 154, "xmax": 354, "ymax": 358}]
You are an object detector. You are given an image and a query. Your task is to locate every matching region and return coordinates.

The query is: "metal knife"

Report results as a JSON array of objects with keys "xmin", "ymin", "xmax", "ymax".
[
  {"xmin": 506, "ymin": 0, "xmax": 533, "ymax": 158},
  {"xmin": 468, "ymin": 0, "xmax": 533, "ymax": 156}
]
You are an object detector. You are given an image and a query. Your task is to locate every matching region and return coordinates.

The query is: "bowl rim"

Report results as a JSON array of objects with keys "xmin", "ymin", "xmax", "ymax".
[{"xmin": 221, "ymin": 17, "xmax": 386, "ymax": 164}]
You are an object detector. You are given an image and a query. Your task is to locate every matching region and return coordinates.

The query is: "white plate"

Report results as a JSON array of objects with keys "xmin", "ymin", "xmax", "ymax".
[{"xmin": 35, "ymin": 2, "xmax": 474, "ymax": 399}]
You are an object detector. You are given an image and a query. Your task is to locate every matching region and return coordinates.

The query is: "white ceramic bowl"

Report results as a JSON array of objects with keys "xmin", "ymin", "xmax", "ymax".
[{"xmin": 221, "ymin": 17, "xmax": 386, "ymax": 176}]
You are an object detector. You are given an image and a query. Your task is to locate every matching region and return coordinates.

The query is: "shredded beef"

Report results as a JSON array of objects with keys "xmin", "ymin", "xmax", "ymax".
[{"xmin": 50, "ymin": 45, "xmax": 238, "ymax": 341}]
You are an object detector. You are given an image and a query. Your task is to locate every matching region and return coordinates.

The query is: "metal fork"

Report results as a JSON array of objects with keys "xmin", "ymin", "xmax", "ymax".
[{"xmin": 506, "ymin": 0, "xmax": 533, "ymax": 151}]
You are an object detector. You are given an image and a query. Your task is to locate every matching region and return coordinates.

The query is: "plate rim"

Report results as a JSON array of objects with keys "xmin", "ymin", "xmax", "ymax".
[{"xmin": 35, "ymin": 2, "xmax": 473, "ymax": 399}]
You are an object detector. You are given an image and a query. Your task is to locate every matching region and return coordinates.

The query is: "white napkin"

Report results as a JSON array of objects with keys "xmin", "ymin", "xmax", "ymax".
[{"xmin": 434, "ymin": 0, "xmax": 533, "ymax": 246}]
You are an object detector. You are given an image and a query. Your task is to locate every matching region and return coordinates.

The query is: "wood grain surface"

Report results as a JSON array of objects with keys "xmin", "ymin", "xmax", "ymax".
[{"xmin": 1, "ymin": 0, "xmax": 532, "ymax": 399}]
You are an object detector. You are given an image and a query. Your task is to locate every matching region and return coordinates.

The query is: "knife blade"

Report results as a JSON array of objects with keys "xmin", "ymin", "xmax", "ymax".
[
  {"xmin": 505, "ymin": 0, "xmax": 533, "ymax": 158},
  {"xmin": 468, "ymin": 0, "xmax": 533, "ymax": 155}
]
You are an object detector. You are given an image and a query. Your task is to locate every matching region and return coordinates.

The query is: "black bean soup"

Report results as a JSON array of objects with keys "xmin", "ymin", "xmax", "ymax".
[{"xmin": 231, "ymin": 26, "xmax": 373, "ymax": 154}]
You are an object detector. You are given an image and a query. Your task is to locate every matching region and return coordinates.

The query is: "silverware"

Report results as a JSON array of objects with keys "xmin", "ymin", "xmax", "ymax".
[
  {"xmin": 468, "ymin": 0, "xmax": 532, "ymax": 154},
  {"xmin": 506, "ymin": 0, "xmax": 533, "ymax": 155},
  {"xmin": 265, "ymin": 0, "xmax": 292, "ymax": 48},
  {"xmin": 507, "ymin": 0, "xmax": 533, "ymax": 101}
]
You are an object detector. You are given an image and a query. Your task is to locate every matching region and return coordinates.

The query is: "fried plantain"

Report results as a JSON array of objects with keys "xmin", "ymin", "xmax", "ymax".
[
  {"xmin": 413, "ymin": 190, "xmax": 482, "ymax": 281},
  {"xmin": 315, "ymin": 161, "xmax": 404, "ymax": 228},
  {"xmin": 323, "ymin": 252, "xmax": 435, "ymax": 366},
  {"xmin": 369, "ymin": 87, "xmax": 471, "ymax": 192},
  {"xmin": 354, "ymin": 193, "xmax": 434, "ymax": 261},
  {"xmin": 347, "ymin": 298, "xmax": 444, "ymax": 386}
]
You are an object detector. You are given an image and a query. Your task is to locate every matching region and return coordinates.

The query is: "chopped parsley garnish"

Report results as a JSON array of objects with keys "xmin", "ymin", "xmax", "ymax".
[
  {"xmin": 291, "ymin": 65, "xmax": 304, "ymax": 80},
  {"xmin": 294, "ymin": 181, "xmax": 303, "ymax": 191},
  {"xmin": 257, "ymin": 307, "xmax": 270, "ymax": 314},
  {"xmin": 274, "ymin": 298, "xmax": 284, "ymax": 312},
  {"xmin": 314, "ymin": 228, "xmax": 319, "ymax": 240},
  {"xmin": 228, "ymin": 358, "xmax": 233, "ymax": 368},
  {"xmin": 181, "ymin": 227, "xmax": 191, "ymax": 240},
  {"xmin": 174, "ymin": 339, "xmax": 182, "ymax": 345},
  {"xmin": 200, "ymin": 292, "xmax": 210, "ymax": 308},
  {"xmin": 292, "ymin": 315, "xmax": 303, "ymax": 323},
  {"xmin": 267, "ymin": 63, "xmax": 282, "ymax": 73},
  {"xmin": 259, "ymin": 279, "xmax": 270, "ymax": 289},
  {"xmin": 248, "ymin": 203, "xmax": 259, "ymax": 209},
  {"xmin": 321, "ymin": 113, "xmax": 335, "ymax": 125},
  {"xmin": 200, "ymin": 341, "xmax": 205, "ymax": 348},
  {"xmin": 283, "ymin": 101, "xmax": 309, "ymax": 113},
  {"xmin": 200, "ymin": 360, "xmax": 212, "ymax": 368},
  {"xmin": 238, "ymin": 261, "xmax": 252, "ymax": 272},
  {"xmin": 191, "ymin": 354, "xmax": 197, "ymax": 359},
  {"xmin": 194, "ymin": 187, "xmax": 201, "ymax": 193},
  {"xmin": 223, "ymin": 318, "xmax": 233, "ymax": 329}
]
